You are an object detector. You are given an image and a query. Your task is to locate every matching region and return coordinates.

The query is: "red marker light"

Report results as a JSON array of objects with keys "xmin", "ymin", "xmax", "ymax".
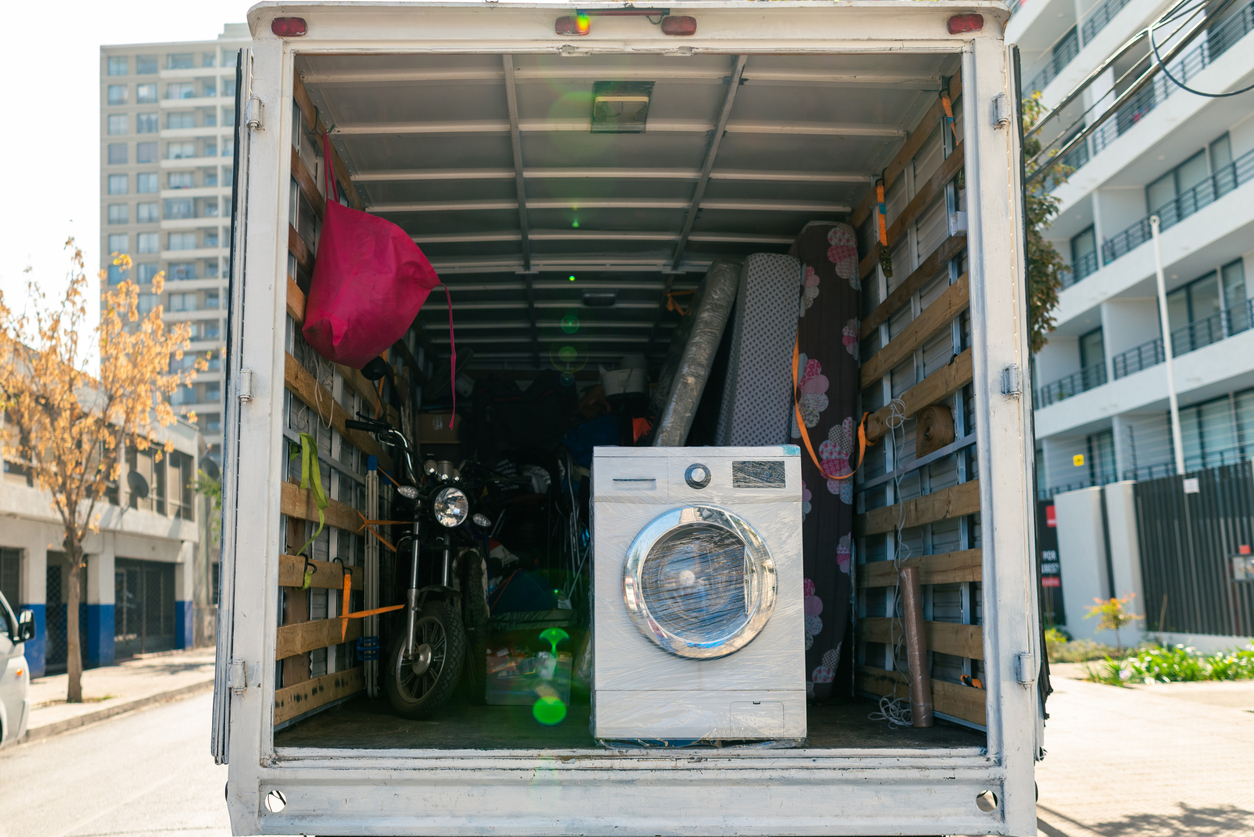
[
  {"xmin": 271, "ymin": 17, "xmax": 308, "ymax": 37},
  {"xmin": 661, "ymin": 16, "xmax": 697, "ymax": 36},
  {"xmin": 556, "ymin": 15, "xmax": 592, "ymax": 35},
  {"xmin": 947, "ymin": 14, "xmax": 984, "ymax": 34}
]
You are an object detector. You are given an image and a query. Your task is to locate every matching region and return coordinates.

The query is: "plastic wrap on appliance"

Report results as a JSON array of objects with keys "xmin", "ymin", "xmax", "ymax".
[
  {"xmin": 649, "ymin": 259, "xmax": 741, "ymax": 447},
  {"xmin": 589, "ymin": 446, "xmax": 807, "ymax": 746}
]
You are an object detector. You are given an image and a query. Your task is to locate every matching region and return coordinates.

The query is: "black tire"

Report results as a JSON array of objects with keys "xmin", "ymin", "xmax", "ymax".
[
  {"xmin": 461, "ymin": 549, "xmax": 490, "ymax": 705},
  {"xmin": 385, "ymin": 601, "xmax": 465, "ymax": 719}
]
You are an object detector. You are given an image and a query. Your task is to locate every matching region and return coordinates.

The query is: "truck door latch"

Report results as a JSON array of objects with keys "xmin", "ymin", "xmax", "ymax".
[
  {"xmin": 229, "ymin": 658, "xmax": 249, "ymax": 694},
  {"xmin": 246, "ymin": 95, "xmax": 264, "ymax": 131}
]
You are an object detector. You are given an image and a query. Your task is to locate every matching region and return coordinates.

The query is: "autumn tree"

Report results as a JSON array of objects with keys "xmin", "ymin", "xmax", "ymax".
[
  {"xmin": 0, "ymin": 241, "xmax": 205, "ymax": 702},
  {"xmin": 1022, "ymin": 93, "xmax": 1073, "ymax": 355}
]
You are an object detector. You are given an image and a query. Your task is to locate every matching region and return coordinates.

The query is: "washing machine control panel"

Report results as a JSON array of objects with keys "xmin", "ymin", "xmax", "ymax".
[{"xmin": 684, "ymin": 463, "xmax": 711, "ymax": 489}]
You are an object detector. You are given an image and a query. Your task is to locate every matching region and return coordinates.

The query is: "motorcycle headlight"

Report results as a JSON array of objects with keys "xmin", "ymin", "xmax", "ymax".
[{"xmin": 432, "ymin": 486, "xmax": 469, "ymax": 528}]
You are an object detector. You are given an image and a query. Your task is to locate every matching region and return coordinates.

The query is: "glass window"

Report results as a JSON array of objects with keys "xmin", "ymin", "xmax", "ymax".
[
  {"xmin": 1165, "ymin": 286, "xmax": 1190, "ymax": 333},
  {"xmin": 1210, "ymin": 134, "xmax": 1233, "ymax": 171},
  {"xmin": 137, "ymin": 202, "xmax": 159, "ymax": 223},
  {"xmin": 136, "ymin": 83, "xmax": 158, "ymax": 104},
  {"xmin": 204, "ymin": 230, "xmax": 220, "ymax": 248},
  {"xmin": 167, "ymin": 112, "xmax": 195, "ymax": 130},
  {"xmin": 107, "ymin": 203, "xmax": 128, "ymax": 224},
  {"xmin": 168, "ymin": 171, "xmax": 194, "ymax": 189},
  {"xmin": 169, "ymin": 232, "xmax": 197, "ymax": 250},
  {"xmin": 164, "ymin": 198, "xmax": 193, "ymax": 220},
  {"xmin": 169, "ymin": 292, "xmax": 195, "ymax": 312},
  {"xmin": 169, "ymin": 262, "xmax": 196, "ymax": 281},
  {"xmin": 107, "ymin": 114, "xmax": 128, "ymax": 135},
  {"xmin": 136, "ymin": 55, "xmax": 158, "ymax": 74},
  {"xmin": 108, "ymin": 143, "xmax": 127, "ymax": 165},
  {"xmin": 203, "ymin": 169, "xmax": 219, "ymax": 187},
  {"xmin": 1176, "ymin": 150, "xmax": 1209, "ymax": 194},
  {"xmin": 168, "ymin": 141, "xmax": 197, "ymax": 160},
  {"xmin": 222, "ymin": 139, "xmax": 234, "ymax": 158},
  {"xmin": 1190, "ymin": 273, "xmax": 1221, "ymax": 323},
  {"xmin": 222, "ymin": 106, "xmax": 235, "ymax": 128},
  {"xmin": 136, "ymin": 142, "xmax": 158, "ymax": 164},
  {"xmin": 224, "ymin": 79, "xmax": 237, "ymax": 98},
  {"xmin": 107, "ymin": 56, "xmax": 128, "ymax": 76},
  {"xmin": 203, "ymin": 109, "xmax": 217, "ymax": 127},
  {"xmin": 1147, "ymin": 171, "xmax": 1175, "ymax": 213},
  {"xmin": 138, "ymin": 264, "xmax": 160, "ymax": 283},
  {"xmin": 137, "ymin": 293, "xmax": 159, "ymax": 316},
  {"xmin": 1237, "ymin": 388, "xmax": 1254, "ymax": 454},
  {"xmin": 1079, "ymin": 328, "xmax": 1104, "ymax": 369},
  {"xmin": 167, "ymin": 82, "xmax": 195, "ymax": 100},
  {"xmin": 203, "ymin": 81, "xmax": 217, "ymax": 97},
  {"xmin": 206, "ymin": 413, "xmax": 221, "ymax": 431},
  {"xmin": 206, "ymin": 290, "xmax": 220, "ymax": 308},
  {"xmin": 137, "ymin": 172, "xmax": 158, "ymax": 193},
  {"xmin": 107, "ymin": 264, "xmax": 126, "ymax": 285},
  {"xmin": 107, "ymin": 84, "xmax": 128, "ymax": 105},
  {"xmin": 202, "ymin": 198, "xmax": 219, "ymax": 216},
  {"xmin": 205, "ymin": 259, "xmax": 221, "ymax": 278},
  {"xmin": 136, "ymin": 113, "xmax": 158, "ymax": 133},
  {"xmin": 107, "ymin": 233, "xmax": 128, "ymax": 254},
  {"xmin": 167, "ymin": 52, "xmax": 194, "ymax": 70},
  {"xmin": 204, "ymin": 139, "xmax": 217, "ymax": 157},
  {"xmin": 137, "ymin": 232, "xmax": 159, "ymax": 254},
  {"xmin": 1222, "ymin": 259, "xmax": 1246, "ymax": 310},
  {"xmin": 108, "ymin": 174, "xmax": 128, "ymax": 195},
  {"xmin": 205, "ymin": 381, "xmax": 221, "ymax": 399},
  {"xmin": 203, "ymin": 52, "xmax": 217, "ymax": 67}
]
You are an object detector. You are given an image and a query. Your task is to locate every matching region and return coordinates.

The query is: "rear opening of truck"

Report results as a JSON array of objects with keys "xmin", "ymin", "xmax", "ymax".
[{"xmin": 215, "ymin": 3, "xmax": 1044, "ymax": 834}]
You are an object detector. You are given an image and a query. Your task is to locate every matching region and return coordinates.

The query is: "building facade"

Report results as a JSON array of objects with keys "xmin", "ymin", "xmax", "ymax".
[
  {"xmin": 99, "ymin": 23, "xmax": 249, "ymax": 467},
  {"xmin": 0, "ymin": 421, "xmax": 202, "ymax": 679},
  {"xmin": 1009, "ymin": 0, "xmax": 1254, "ymax": 497}
]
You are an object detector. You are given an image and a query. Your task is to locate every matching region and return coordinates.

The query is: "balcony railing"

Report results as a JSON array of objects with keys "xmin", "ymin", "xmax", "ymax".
[
  {"xmin": 1025, "ymin": 29, "xmax": 1080, "ymax": 95},
  {"xmin": 1108, "ymin": 298, "xmax": 1254, "ymax": 380},
  {"xmin": 1111, "ymin": 337, "xmax": 1164, "ymax": 379},
  {"xmin": 1037, "ymin": 361, "xmax": 1107, "ymax": 408},
  {"xmin": 1063, "ymin": 250, "xmax": 1100, "ymax": 288},
  {"xmin": 1101, "ymin": 145, "xmax": 1254, "ymax": 265},
  {"xmin": 1080, "ymin": 0, "xmax": 1136, "ymax": 42}
]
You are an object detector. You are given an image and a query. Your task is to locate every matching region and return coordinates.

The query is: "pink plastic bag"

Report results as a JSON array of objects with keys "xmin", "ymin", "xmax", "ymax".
[{"xmin": 303, "ymin": 134, "xmax": 440, "ymax": 369}]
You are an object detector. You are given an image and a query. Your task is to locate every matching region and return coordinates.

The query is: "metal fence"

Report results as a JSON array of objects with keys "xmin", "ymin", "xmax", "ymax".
[
  {"xmin": 1133, "ymin": 461, "xmax": 1254, "ymax": 638},
  {"xmin": 1037, "ymin": 361, "xmax": 1107, "ymax": 408}
]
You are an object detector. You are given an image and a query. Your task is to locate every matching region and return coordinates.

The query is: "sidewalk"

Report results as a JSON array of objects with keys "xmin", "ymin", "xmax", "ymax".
[{"xmin": 24, "ymin": 647, "xmax": 217, "ymax": 743}]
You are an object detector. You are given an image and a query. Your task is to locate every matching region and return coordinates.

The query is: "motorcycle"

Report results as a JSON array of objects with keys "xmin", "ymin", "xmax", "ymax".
[{"xmin": 344, "ymin": 413, "xmax": 492, "ymax": 719}]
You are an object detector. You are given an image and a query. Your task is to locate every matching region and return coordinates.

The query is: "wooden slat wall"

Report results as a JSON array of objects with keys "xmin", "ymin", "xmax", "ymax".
[
  {"xmin": 853, "ymin": 72, "xmax": 986, "ymax": 728},
  {"xmin": 275, "ymin": 667, "xmax": 366, "ymax": 725}
]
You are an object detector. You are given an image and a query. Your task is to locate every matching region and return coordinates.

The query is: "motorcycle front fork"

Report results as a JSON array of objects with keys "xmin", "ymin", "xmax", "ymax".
[{"xmin": 403, "ymin": 523, "xmax": 453, "ymax": 658}]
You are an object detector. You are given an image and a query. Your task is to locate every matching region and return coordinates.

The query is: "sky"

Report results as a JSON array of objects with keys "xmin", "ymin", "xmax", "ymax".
[{"xmin": 0, "ymin": 1, "xmax": 256, "ymax": 331}]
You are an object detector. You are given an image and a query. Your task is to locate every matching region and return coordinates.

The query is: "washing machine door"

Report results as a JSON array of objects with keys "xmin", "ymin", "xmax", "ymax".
[{"xmin": 622, "ymin": 505, "xmax": 776, "ymax": 660}]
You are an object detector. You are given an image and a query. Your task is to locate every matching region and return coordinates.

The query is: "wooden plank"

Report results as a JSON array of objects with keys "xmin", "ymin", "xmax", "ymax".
[
  {"xmin": 857, "ymin": 244, "xmax": 882, "ymax": 282},
  {"xmin": 859, "ymin": 272, "xmax": 969, "ymax": 389},
  {"xmin": 281, "ymin": 479, "xmax": 361, "ymax": 533},
  {"xmin": 862, "ymin": 234, "xmax": 967, "ymax": 340},
  {"xmin": 859, "ymin": 549, "xmax": 982, "ymax": 588},
  {"xmin": 274, "ymin": 666, "xmax": 365, "ymax": 724},
  {"xmin": 856, "ymin": 665, "xmax": 986, "ymax": 727},
  {"xmin": 287, "ymin": 276, "xmax": 306, "ymax": 323},
  {"xmin": 293, "ymin": 72, "xmax": 363, "ymax": 211},
  {"xmin": 861, "ymin": 617, "xmax": 984, "ymax": 660},
  {"xmin": 278, "ymin": 553, "xmax": 363, "ymax": 590},
  {"xmin": 865, "ymin": 348, "xmax": 973, "ymax": 442},
  {"xmin": 391, "ymin": 336, "xmax": 428, "ymax": 386},
  {"xmin": 855, "ymin": 479, "xmax": 980, "ymax": 537},
  {"xmin": 277, "ymin": 616, "xmax": 363, "ymax": 660},
  {"xmin": 291, "ymin": 146, "xmax": 326, "ymax": 219},
  {"xmin": 280, "ymin": 520, "xmax": 310, "ymax": 688},
  {"xmin": 284, "ymin": 353, "xmax": 394, "ymax": 470},
  {"xmin": 885, "ymin": 142, "xmax": 964, "ymax": 247},
  {"xmin": 289, "ymin": 224, "xmax": 314, "ymax": 277}
]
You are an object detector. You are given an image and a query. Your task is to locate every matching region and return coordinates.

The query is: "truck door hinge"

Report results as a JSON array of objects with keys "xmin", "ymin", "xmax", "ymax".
[
  {"xmin": 1015, "ymin": 652, "xmax": 1036, "ymax": 686},
  {"xmin": 992, "ymin": 93, "xmax": 1011, "ymax": 129},
  {"xmin": 238, "ymin": 368, "xmax": 255, "ymax": 403},
  {"xmin": 1000, "ymin": 364, "xmax": 1022, "ymax": 398},
  {"xmin": 246, "ymin": 95, "xmax": 264, "ymax": 131},
  {"xmin": 229, "ymin": 658, "xmax": 249, "ymax": 694}
]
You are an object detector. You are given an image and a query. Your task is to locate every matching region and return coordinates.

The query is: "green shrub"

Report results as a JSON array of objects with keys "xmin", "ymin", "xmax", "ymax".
[{"xmin": 1084, "ymin": 643, "xmax": 1254, "ymax": 686}]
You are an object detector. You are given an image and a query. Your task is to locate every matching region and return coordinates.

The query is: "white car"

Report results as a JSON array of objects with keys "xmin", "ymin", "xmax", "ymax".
[{"xmin": 0, "ymin": 589, "xmax": 35, "ymax": 747}]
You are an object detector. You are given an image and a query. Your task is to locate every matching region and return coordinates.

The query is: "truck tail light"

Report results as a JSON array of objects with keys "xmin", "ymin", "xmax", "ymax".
[
  {"xmin": 947, "ymin": 14, "xmax": 984, "ymax": 34},
  {"xmin": 661, "ymin": 16, "xmax": 697, "ymax": 36},
  {"xmin": 271, "ymin": 17, "xmax": 308, "ymax": 37},
  {"xmin": 556, "ymin": 14, "xmax": 592, "ymax": 36}
]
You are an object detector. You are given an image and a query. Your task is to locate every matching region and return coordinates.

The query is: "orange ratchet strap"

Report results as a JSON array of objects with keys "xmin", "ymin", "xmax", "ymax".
[{"xmin": 792, "ymin": 339, "xmax": 872, "ymax": 481}]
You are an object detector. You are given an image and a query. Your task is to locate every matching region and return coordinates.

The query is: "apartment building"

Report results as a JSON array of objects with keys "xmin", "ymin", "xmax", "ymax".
[
  {"xmin": 1010, "ymin": 0, "xmax": 1254, "ymax": 496},
  {"xmin": 99, "ymin": 23, "xmax": 249, "ymax": 466}
]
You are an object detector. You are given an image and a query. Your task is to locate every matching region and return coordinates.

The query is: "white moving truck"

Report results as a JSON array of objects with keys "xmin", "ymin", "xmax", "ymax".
[{"xmin": 213, "ymin": 2, "xmax": 1046, "ymax": 833}]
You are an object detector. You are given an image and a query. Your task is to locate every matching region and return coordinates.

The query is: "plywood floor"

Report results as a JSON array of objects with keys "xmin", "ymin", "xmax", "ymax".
[{"xmin": 275, "ymin": 695, "xmax": 985, "ymax": 751}]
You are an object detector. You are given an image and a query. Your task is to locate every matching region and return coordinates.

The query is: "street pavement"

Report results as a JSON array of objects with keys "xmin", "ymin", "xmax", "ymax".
[{"xmin": 0, "ymin": 692, "xmax": 230, "ymax": 837}]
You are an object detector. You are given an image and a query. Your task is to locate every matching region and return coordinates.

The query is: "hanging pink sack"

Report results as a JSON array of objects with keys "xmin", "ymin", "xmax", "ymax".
[{"xmin": 302, "ymin": 133, "xmax": 440, "ymax": 369}]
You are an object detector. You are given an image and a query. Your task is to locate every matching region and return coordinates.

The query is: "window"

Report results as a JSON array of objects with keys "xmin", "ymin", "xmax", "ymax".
[
  {"xmin": 1079, "ymin": 328, "xmax": 1104, "ymax": 373},
  {"xmin": 1210, "ymin": 134, "xmax": 1232, "ymax": 171},
  {"xmin": 202, "ymin": 198, "xmax": 219, "ymax": 217},
  {"xmin": 223, "ymin": 79, "xmax": 237, "ymax": 98},
  {"xmin": 167, "ymin": 52, "xmax": 194, "ymax": 70},
  {"xmin": 204, "ymin": 259, "xmax": 221, "ymax": 278},
  {"xmin": 203, "ymin": 81, "xmax": 217, "ymax": 97},
  {"xmin": 1147, "ymin": 150, "xmax": 1209, "ymax": 214},
  {"xmin": 1222, "ymin": 259, "xmax": 1246, "ymax": 310},
  {"xmin": 137, "ymin": 232, "xmax": 159, "ymax": 254},
  {"xmin": 107, "ymin": 203, "xmax": 128, "ymax": 224},
  {"xmin": 223, "ymin": 49, "xmax": 238, "ymax": 68},
  {"xmin": 137, "ymin": 293, "xmax": 159, "ymax": 315},
  {"xmin": 205, "ymin": 412, "xmax": 222, "ymax": 431},
  {"xmin": 167, "ymin": 112, "xmax": 195, "ymax": 130},
  {"xmin": 107, "ymin": 264, "xmax": 126, "ymax": 285},
  {"xmin": 137, "ymin": 172, "xmax": 158, "ymax": 193},
  {"xmin": 169, "ymin": 292, "xmax": 196, "ymax": 312},
  {"xmin": 168, "ymin": 171, "xmax": 194, "ymax": 189},
  {"xmin": 202, "ymin": 109, "xmax": 217, "ymax": 127},
  {"xmin": 107, "ymin": 56, "xmax": 128, "ymax": 76},
  {"xmin": 1181, "ymin": 395, "xmax": 1240, "ymax": 469},
  {"xmin": 137, "ymin": 113, "xmax": 159, "ymax": 133},
  {"xmin": 203, "ymin": 169, "xmax": 219, "ymax": 187},
  {"xmin": 107, "ymin": 234, "xmax": 128, "ymax": 254},
  {"xmin": 206, "ymin": 290, "xmax": 220, "ymax": 309},
  {"xmin": 222, "ymin": 139, "xmax": 234, "ymax": 158},
  {"xmin": 108, "ymin": 174, "xmax": 128, "ymax": 195},
  {"xmin": 107, "ymin": 114, "xmax": 128, "ymax": 135},
  {"xmin": 205, "ymin": 381, "xmax": 221, "ymax": 400},
  {"xmin": 1167, "ymin": 273, "xmax": 1222, "ymax": 333},
  {"xmin": 169, "ymin": 262, "xmax": 196, "ymax": 281},
  {"xmin": 107, "ymin": 84, "xmax": 128, "ymax": 105},
  {"xmin": 137, "ymin": 83, "xmax": 158, "ymax": 104},
  {"xmin": 222, "ymin": 166, "xmax": 233, "ymax": 183},
  {"xmin": 136, "ymin": 142, "xmax": 158, "ymax": 163},
  {"xmin": 172, "ymin": 385, "xmax": 195, "ymax": 405},
  {"xmin": 138, "ymin": 264, "xmax": 160, "ymax": 283},
  {"xmin": 136, "ymin": 55, "xmax": 157, "ymax": 74},
  {"xmin": 164, "ymin": 198, "xmax": 193, "ymax": 219},
  {"xmin": 203, "ymin": 51, "xmax": 217, "ymax": 67},
  {"xmin": 204, "ymin": 230, "xmax": 220, "ymax": 248},
  {"xmin": 137, "ymin": 202, "xmax": 159, "ymax": 223},
  {"xmin": 204, "ymin": 139, "xmax": 217, "ymax": 157},
  {"xmin": 167, "ymin": 82, "xmax": 195, "ymax": 100},
  {"xmin": 108, "ymin": 143, "xmax": 127, "ymax": 165},
  {"xmin": 168, "ymin": 141, "xmax": 197, "ymax": 160},
  {"xmin": 222, "ymin": 106, "xmax": 235, "ymax": 128},
  {"xmin": 1085, "ymin": 430, "xmax": 1116, "ymax": 485},
  {"xmin": 169, "ymin": 232, "xmax": 197, "ymax": 251}
]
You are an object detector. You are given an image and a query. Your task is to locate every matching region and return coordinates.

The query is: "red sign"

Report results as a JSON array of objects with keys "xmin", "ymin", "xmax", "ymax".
[
  {"xmin": 1042, "ymin": 577, "xmax": 1061, "ymax": 588},
  {"xmin": 1046, "ymin": 505, "xmax": 1057, "ymax": 528}
]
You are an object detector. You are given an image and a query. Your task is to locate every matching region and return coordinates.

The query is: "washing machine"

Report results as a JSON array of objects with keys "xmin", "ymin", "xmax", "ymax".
[{"xmin": 591, "ymin": 446, "xmax": 805, "ymax": 742}]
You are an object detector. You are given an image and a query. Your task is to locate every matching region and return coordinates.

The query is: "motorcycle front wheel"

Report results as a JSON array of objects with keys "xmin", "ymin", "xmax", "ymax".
[{"xmin": 385, "ymin": 601, "xmax": 466, "ymax": 719}]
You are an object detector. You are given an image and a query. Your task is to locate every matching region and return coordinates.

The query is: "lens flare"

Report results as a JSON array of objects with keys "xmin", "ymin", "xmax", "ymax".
[
  {"xmin": 540, "ymin": 627, "xmax": 570, "ymax": 655},
  {"xmin": 571, "ymin": 219, "xmax": 580, "ymax": 228},
  {"xmin": 558, "ymin": 345, "xmax": 578, "ymax": 364},
  {"xmin": 568, "ymin": 275, "xmax": 577, "ymax": 282},
  {"xmin": 533, "ymin": 695, "xmax": 568, "ymax": 726},
  {"xmin": 560, "ymin": 312, "xmax": 580, "ymax": 334}
]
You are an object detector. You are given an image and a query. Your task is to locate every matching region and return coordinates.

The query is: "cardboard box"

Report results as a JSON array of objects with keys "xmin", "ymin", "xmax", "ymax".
[{"xmin": 417, "ymin": 411, "xmax": 459, "ymax": 444}]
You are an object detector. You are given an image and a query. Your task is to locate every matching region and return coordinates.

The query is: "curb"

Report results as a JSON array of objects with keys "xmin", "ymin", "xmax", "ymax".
[{"xmin": 21, "ymin": 678, "xmax": 215, "ymax": 744}]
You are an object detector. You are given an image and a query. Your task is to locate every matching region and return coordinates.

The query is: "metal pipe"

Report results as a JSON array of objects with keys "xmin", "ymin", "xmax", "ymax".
[
  {"xmin": 1151, "ymin": 215, "xmax": 1186, "ymax": 476},
  {"xmin": 899, "ymin": 567, "xmax": 934, "ymax": 728}
]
